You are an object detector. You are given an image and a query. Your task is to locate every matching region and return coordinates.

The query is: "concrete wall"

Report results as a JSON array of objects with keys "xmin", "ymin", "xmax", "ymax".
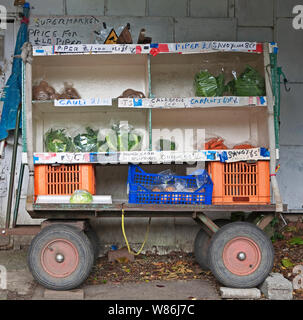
[{"xmin": 0, "ymin": 0, "xmax": 302, "ymax": 253}]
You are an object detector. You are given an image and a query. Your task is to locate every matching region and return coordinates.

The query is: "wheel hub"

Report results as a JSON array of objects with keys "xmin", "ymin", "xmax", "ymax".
[
  {"xmin": 55, "ymin": 253, "xmax": 65, "ymax": 263},
  {"xmin": 222, "ymin": 237, "xmax": 261, "ymax": 276},
  {"xmin": 237, "ymin": 252, "xmax": 246, "ymax": 261},
  {"xmin": 41, "ymin": 239, "xmax": 79, "ymax": 278}
]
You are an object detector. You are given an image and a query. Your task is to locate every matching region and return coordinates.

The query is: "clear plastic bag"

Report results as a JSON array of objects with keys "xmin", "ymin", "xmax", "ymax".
[
  {"xmin": 57, "ymin": 82, "xmax": 81, "ymax": 99},
  {"xmin": 70, "ymin": 190, "xmax": 93, "ymax": 204},
  {"xmin": 191, "ymin": 169, "xmax": 211, "ymax": 189},
  {"xmin": 73, "ymin": 127, "xmax": 99, "ymax": 152},
  {"xmin": 194, "ymin": 70, "xmax": 226, "ymax": 97},
  {"xmin": 155, "ymin": 139, "xmax": 176, "ymax": 151},
  {"xmin": 44, "ymin": 128, "xmax": 74, "ymax": 152},
  {"xmin": 174, "ymin": 178, "xmax": 187, "ymax": 192},
  {"xmin": 33, "ymin": 80, "xmax": 58, "ymax": 101},
  {"xmin": 227, "ymin": 65, "xmax": 265, "ymax": 96},
  {"xmin": 98, "ymin": 122, "xmax": 143, "ymax": 152}
]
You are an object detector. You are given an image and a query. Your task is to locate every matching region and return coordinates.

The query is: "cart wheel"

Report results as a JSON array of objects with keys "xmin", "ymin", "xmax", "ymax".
[
  {"xmin": 207, "ymin": 221, "xmax": 274, "ymax": 288},
  {"xmin": 28, "ymin": 224, "xmax": 94, "ymax": 291},
  {"xmin": 194, "ymin": 219, "xmax": 230, "ymax": 270},
  {"xmin": 85, "ymin": 226, "xmax": 100, "ymax": 262}
]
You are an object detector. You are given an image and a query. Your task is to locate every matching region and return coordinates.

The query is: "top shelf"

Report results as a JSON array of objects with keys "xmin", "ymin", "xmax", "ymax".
[{"xmin": 32, "ymin": 41, "xmax": 278, "ymax": 57}]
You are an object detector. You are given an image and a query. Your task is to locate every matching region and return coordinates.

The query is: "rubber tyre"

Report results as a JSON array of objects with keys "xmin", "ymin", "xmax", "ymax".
[
  {"xmin": 194, "ymin": 219, "xmax": 230, "ymax": 270},
  {"xmin": 85, "ymin": 227, "xmax": 100, "ymax": 262},
  {"xmin": 207, "ymin": 221, "xmax": 274, "ymax": 288},
  {"xmin": 28, "ymin": 224, "xmax": 94, "ymax": 291}
]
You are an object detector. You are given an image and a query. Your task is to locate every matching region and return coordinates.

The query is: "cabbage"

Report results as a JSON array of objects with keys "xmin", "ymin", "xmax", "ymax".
[
  {"xmin": 227, "ymin": 65, "xmax": 265, "ymax": 96},
  {"xmin": 73, "ymin": 127, "xmax": 99, "ymax": 152},
  {"xmin": 194, "ymin": 71, "xmax": 226, "ymax": 97},
  {"xmin": 45, "ymin": 129, "xmax": 74, "ymax": 152},
  {"xmin": 70, "ymin": 190, "xmax": 93, "ymax": 204}
]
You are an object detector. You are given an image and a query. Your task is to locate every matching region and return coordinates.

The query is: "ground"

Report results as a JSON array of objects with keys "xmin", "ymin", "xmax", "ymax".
[{"xmin": 1, "ymin": 218, "xmax": 303, "ymax": 300}]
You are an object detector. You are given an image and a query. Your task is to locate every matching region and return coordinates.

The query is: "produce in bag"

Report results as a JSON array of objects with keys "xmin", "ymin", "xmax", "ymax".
[
  {"xmin": 33, "ymin": 80, "xmax": 58, "ymax": 101},
  {"xmin": 98, "ymin": 122, "xmax": 142, "ymax": 152},
  {"xmin": 227, "ymin": 65, "xmax": 265, "ymax": 96},
  {"xmin": 205, "ymin": 137, "xmax": 228, "ymax": 150},
  {"xmin": 57, "ymin": 82, "xmax": 81, "ymax": 99},
  {"xmin": 70, "ymin": 190, "xmax": 93, "ymax": 204},
  {"xmin": 73, "ymin": 127, "xmax": 99, "ymax": 152},
  {"xmin": 155, "ymin": 139, "xmax": 176, "ymax": 151},
  {"xmin": 194, "ymin": 70, "xmax": 226, "ymax": 97},
  {"xmin": 44, "ymin": 128, "xmax": 74, "ymax": 152}
]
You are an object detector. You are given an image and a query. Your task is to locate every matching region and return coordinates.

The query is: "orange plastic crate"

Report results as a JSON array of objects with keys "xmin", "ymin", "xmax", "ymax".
[
  {"xmin": 207, "ymin": 161, "xmax": 270, "ymax": 205},
  {"xmin": 34, "ymin": 164, "xmax": 96, "ymax": 196}
]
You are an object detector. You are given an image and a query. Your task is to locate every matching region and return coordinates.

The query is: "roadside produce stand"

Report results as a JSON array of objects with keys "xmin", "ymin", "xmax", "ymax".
[{"xmin": 1, "ymin": 40, "xmax": 286, "ymax": 290}]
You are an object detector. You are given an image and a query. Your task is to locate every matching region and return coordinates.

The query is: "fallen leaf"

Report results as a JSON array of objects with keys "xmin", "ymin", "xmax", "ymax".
[{"xmin": 281, "ymin": 258, "xmax": 294, "ymax": 268}]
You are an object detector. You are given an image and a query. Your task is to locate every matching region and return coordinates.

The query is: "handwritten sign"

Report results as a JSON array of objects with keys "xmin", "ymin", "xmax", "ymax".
[
  {"xmin": 225, "ymin": 148, "xmax": 261, "ymax": 162},
  {"xmin": 118, "ymin": 97, "xmax": 267, "ymax": 108},
  {"xmin": 29, "ymin": 16, "xmax": 102, "ymax": 45},
  {"xmin": 174, "ymin": 41, "xmax": 258, "ymax": 53},
  {"xmin": 32, "ymin": 148, "xmax": 270, "ymax": 165},
  {"xmin": 54, "ymin": 98, "xmax": 112, "ymax": 107}
]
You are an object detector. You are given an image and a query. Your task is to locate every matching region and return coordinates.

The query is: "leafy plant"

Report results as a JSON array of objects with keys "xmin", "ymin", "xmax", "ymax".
[
  {"xmin": 73, "ymin": 127, "xmax": 99, "ymax": 152},
  {"xmin": 194, "ymin": 70, "xmax": 226, "ymax": 97},
  {"xmin": 227, "ymin": 65, "xmax": 265, "ymax": 96},
  {"xmin": 45, "ymin": 128, "xmax": 74, "ymax": 152}
]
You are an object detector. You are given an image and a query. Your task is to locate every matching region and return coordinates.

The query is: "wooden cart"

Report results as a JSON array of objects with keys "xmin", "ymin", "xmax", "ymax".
[{"xmin": 1, "ymin": 41, "xmax": 286, "ymax": 290}]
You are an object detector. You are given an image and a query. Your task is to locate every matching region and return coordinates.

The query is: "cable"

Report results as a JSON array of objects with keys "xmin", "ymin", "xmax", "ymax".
[{"xmin": 121, "ymin": 209, "xmax": 151, "ymax": 256}]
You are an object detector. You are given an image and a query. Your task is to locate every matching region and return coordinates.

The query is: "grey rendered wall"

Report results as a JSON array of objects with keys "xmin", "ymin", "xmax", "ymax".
[{"xmin": 0, "ymin": 0, "xmax": 302, "ymax": 252}]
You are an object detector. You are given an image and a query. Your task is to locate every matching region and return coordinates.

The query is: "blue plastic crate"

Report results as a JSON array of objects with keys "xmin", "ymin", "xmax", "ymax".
[{"xmin": 127, "ymin": 164, "xmax": 213, "ymax": 205}]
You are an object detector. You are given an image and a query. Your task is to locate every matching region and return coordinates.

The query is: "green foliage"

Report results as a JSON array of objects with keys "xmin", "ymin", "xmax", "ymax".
[
  {"xmin": 194, "ymin": 70, "xmax": 226, "ymax": 97},
  {"xmin": 73, "ymin": 127, "xmax": 99, "ymax": 152},
  {"xmin": 227, "ymin": 65, "xmax": 265, "ymax": 96},
  {"xmin": 45, "ymin": 128, "xmax": 74, "ymax": 152}
]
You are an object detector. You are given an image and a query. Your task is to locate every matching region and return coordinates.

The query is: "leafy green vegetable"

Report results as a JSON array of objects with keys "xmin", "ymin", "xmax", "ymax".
[
  {"xmin": 70, "ymin": 189, "xmax": 93, "ymax": 204},
  {"xmin": 73, "ymin": 127, "xmax": 99, "ymax": 152},
  {"xmin": 98, "ymin": 124, "xmax": 142, "ymax": 152},
  {"xmin": 227, "ymin": 65, "xmax": 265, "ymax": 96},
  {"xmin": 158, "ymin": 139, "xmax": 176, "ymax": 151},
  {"xmin": 194, "ymin": 70, "xmax": 218, "ymax": 97},
  {"xmin": 194, "ymin": 70, "xmax": 226, "ymax": 97},
  {"xmin": 45, "ymin": 129, "xmax": 74, "ymax": 152},
  {"xmin": 281, "ymin": 258, "xmax": 294, "ymax": 268}
]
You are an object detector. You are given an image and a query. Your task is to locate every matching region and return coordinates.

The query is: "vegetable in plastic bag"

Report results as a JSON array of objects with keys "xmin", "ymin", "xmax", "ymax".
[
  {"xmin": 73, "ymin": 127, "xmax": 99, "ymax": 152},
  {"xmin": 156, "ymin": 139, "xmax": 176, "ymax": 151},
  {"xmin": 227, "ymin": 65, "xmax": 265, "ymax": 96},
  {"xmin": 191, "ymin": 169, "xmax": 212, "ymax": 189},
  {"xmin": 57, "ymin": 82, "xmax": 81, "ymax": 99},
  {"xmin": 45, "ymin": 128, "xmax": 74, "ymax": 152},
  {"xmin": 33, "ymin": 80, "xmax": 58, "ymax": 101},
  {"xmin": 70, "ymin": 190, "xmax": 93, "ymax": 204},
  {"xmin": 194, "ymin": 70, "xmax": 226, "ymax": 97},
  {"xmin": 98, "ymin": 122, "xmax": 142, "ymax": 152}
]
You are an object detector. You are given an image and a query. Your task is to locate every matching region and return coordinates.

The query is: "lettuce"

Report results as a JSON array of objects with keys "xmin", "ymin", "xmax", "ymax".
[{"xmin": 70, "ymin": 190, "xmax": 93, "ymax": 204}]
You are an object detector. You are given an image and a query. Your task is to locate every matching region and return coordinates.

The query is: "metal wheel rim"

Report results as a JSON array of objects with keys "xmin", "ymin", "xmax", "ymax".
[
  {"xmin": 222, "ymin": 236, "xmax": 262, "ymax": 276},
  {"xmin": 41, "ymin": 238, "xmax": 79, "ymax": 278}
]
